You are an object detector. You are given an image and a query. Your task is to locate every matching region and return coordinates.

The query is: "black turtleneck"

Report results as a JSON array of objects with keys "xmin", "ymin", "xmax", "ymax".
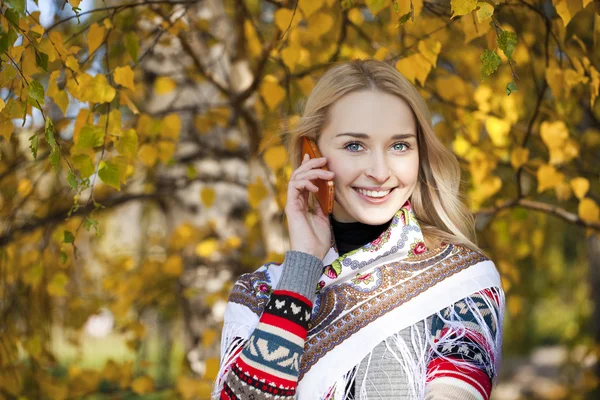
[{"xmin": 329, "ymin": 214, "xmax": 393, "ymax": 256}]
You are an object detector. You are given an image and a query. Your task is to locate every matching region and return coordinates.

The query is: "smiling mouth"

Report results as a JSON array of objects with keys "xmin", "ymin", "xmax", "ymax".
[{"xmin": 352, "ymin": 187, "xmax": 396, "ymax": 201}]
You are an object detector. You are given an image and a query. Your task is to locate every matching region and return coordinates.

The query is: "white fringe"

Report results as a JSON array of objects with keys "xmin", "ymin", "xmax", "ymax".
[
  {"xmin": 212, "ymin": 321, "xmax": 252, "ymax": 399},
  {"xmin": 318, "ymin": 287, "xmax": 505, "ymax": 399}
]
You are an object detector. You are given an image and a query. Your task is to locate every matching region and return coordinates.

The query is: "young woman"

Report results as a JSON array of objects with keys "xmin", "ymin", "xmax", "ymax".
[{"xmin": 213, "ymin": 59, "xmax": 505, "ymax": 400}]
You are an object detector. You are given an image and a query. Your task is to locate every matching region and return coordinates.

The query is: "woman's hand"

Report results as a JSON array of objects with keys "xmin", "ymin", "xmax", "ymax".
[{"xmin": 285, "ymin": 154, "xmax": 335, "ymax": 260}]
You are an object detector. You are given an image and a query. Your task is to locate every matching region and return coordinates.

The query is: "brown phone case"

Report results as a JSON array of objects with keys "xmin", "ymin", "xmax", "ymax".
[{"xmin": 301, "ymin": 137, "xmax": 334, "ymax": 215}]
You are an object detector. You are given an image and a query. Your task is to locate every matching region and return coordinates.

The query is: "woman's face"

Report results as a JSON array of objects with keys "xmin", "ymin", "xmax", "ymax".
[{"xmin": 317, "ymin": 90, "xmax": 420, "ymax": 224}]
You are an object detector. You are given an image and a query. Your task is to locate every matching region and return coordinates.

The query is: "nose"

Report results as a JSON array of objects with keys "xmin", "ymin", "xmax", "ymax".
[{"xmin": 365, "ymin": 153, "xmax": 391, "ymax": 183}]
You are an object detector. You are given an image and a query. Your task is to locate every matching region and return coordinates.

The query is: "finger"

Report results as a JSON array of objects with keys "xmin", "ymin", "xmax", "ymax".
[
  {"xmin": 291, "ymin": 157, "xmax": 328, "ymax": 179},
  {"xmin": 291, "ymin": 179, "xmax": 319, "ymax": 193},
  {"xmin": 294, "ymin": 169, "xmax": 334, "ymax": 182}
]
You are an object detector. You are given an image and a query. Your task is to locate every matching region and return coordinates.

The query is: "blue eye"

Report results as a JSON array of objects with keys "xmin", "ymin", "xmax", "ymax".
[{"xmin": 343, "ymin": 142, "xmax": 411, "ymax": 152}]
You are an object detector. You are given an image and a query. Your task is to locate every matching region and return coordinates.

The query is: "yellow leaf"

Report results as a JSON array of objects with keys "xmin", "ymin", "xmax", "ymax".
[
  {"xmin": 204, "ymin": 358, "xmax": 220, "ymax": 380},
  {"xmin": 579, "ymin": 198, "xmax": 600, "ymax": 222},
  {"xmin": 281, "ymin": 46, "xmax": 301, "ymax": 72},
  {"xmin": 274, "ymin": 8, "xmax": 300, "ymax": 32},
  {"xmin": 452, "ymin": 135, "xmax": 472, "ymax": 158},
  {"xmin": 154, "ymin": 76, "xmax": 177, "ymax": 94},
  {"xmin": 194, "ymin": 114, "xmax": 213, "ymax": 134},
  {"xmin": 114, "ymin": 66, "xmax": 135, "ymax": 91},
  {"xmin": 348, "ymin": 8, "xmax": 364, "ymax": 25},
  {"xmin": 161, "ymin": 113, "xmax": 181, "ymax": 139},
  {"xmin": 224, "ymin": 236, "xmax": 242, "ymax": 249},
  {"xmin": 264, "ymin": 145, "xmax": 288, "ymax": 171},
  {"xmin": 296, "ymin": 76, "xmax": 314, "ymax": 96},
  {"xmin": 47, "ymin": 272, "xmax": 69, "ymax": 297},
  {"xmin": 103, "ymin": 18, "xmax": 113, "ymax": 29},
  {"xmin": 138, "ymin": 144, "xmax": 158, "ymax": 167},
  {"xmin": 510, "ymin": 147, "xmax": 529, "ymax": 169},
  {"xmin": 69, "ymin": 0, "xmax": 82, "ymax": 7},
  {"xmin": 157, "ymin": 141, "xmax": 176, "ymax": 163},
  {"xmin": 131, "ymin": 375, "xmax": 154, "ymax": 395},
  {"xmin": 418, "ymin": 38, "xmax": 442, "ymax": 67},
  {"xmin": 366, "ymin": 0, "xmax": 391, "ymax": 16},
  {"xmin": 176, "ymin": 376, "xmax": 212, "ymax": 400},
  {"xmin": 299, "ymin": 0, "xmax": 325, "ymax": 18},
  {"xmin": 73, "ymin": 109, "xmax": 90, "ymax": 143},
  {"xmin": 202, "ymin": 329, "xmax": 218, "ymax": 347},
  {"xmin": 120, "ymin": 91, "xmax": 139, "ymax": 114},
  {"xmin": 195, "ymin": 238, "xmax": 219, "ymax": 258},
  {"xmin": 555, "ymin": 181, "xmax": 572, "ymax": 202},
  {"xmin": 201, "ymin": 187, "xmax": 216, "ymax": 207},
  {"xmin": 163, "ymin": 255, "xmax": 183, "ymax": 276},
  {"xmin": 476, "ymin": 1, "xmax": 494, "ymax": 22},
  {"xmin": 485, "ymin": 117, "xmax": 511, "ymax": 147},
  {"xmin": 248, "ymin": 177, "xmax": 268, "ymax": 208},
  {"xmin": 537, "ymin": 164, "xmax": 564, "ymax": 193},
  {"xmin": 570, "ymin": 177, "xmax": 589, "ymax": 199},
  {"xmin": 86, "ymin": 74, "xmax": 116, "ymax": 103},
  {"xmin": 17, "ymin": 179, "xmax": 33, "ymax": 197},
  {"xmin": 545, "ymin": 65, "xmax": 565, "ymax": 99},
  {"xmin": 260, "ymin": 75, "xmax": 285, "ymax": 110},
  {"xmin": 461, "ymin": 8, "xmax": 492, "ymax": 43},
  {"xmin": 0, "ymin": 98, "xmax": 5, "ymax": 113},
  {"xmin": 87, "ymin": 23, "xmax": 105, "ymax": 56},
  {"xmin": 308, "ymin": 13, "xmax": 333, "ymax": 38},
  {"xmin": 451, "ymin": 0, "xmax": 478, "ymax": 17},
  {"xmin": 244, "ymin": 21, "xmax": 262, "ymax": 57},
  {"xmin": 553, "ymin": 0, "xmax": 583, "ymax": 27},
  {"xmin": 374, "ymin": 47, "xmax": 388, "ymax": 61}
]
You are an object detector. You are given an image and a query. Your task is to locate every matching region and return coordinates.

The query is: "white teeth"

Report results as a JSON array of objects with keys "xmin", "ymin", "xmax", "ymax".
[{"xmin": 356, "ymin": 188, "xmax": 391, "ymax": 198}]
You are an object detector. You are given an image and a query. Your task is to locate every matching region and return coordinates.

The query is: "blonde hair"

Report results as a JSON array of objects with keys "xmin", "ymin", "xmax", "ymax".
[{"xmin": 279, "ymin": 59, "xmax": 482, "ymax": 253}]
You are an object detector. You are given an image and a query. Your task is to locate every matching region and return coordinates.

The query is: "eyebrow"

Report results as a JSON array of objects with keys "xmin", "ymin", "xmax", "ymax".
[{"xmin": 335, "ymin": 132, "xmax": 416, "ymax": 140}]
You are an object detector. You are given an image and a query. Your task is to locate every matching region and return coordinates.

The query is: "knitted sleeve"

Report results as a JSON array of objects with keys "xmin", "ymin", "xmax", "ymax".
[
  {"xmin": 425, "ymin": 287, "xmax": 504, "ymax": 400},
  {"xmin": 219, "ymin": 251, "xmax": 323, "ymax": 400}
]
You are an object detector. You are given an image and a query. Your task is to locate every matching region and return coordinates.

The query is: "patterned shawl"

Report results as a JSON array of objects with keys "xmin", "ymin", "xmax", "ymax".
[{"xmin": 217, "ymin": 200, "xmax": 504, "ymax": 399}]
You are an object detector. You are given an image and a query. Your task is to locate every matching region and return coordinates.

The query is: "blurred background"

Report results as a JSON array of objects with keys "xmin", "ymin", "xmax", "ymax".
[{"xmin": 0, "ymin": 0, "xmax": 599, "ymax": 399}]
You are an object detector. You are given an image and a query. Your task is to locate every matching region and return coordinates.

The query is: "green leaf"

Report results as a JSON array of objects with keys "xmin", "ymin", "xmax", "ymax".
[
  {"xmin": 67, "ymin": 170, "xmax": 78, "ymax": 190},
  {"xmin": 0, "ymin": 29, "xmax": 19, "ymax": 54},
  {"xmin": 480, "ymin": 49, "xmax": 501, "ymax": 80},
  {"xmin": 341, "ymin": 0, "xmax": 353, "ymax": 10},
  {"xmin": 124, "ymin": 32, "xmax": 139, "ymax": 62},
  {"xmin": 44, "ymin": 118, "xmax": 56, "ymax": 149},
  {"xmin": 63, "ymin": 230, "xmax": 75, "ymax": 244},
  {"xmin": 5, "ymin": 0, "xmax": 26, "ymax": 15},
  {"xmin": 116, "ymin": 129, "xmax": 138, "ymax": 159},
  {"xmin": 60, "ymin": 251, "xmax": 68, "ymax": 264},
  {"xmin": 506, "ymin": 81, "xmax": 518, "ymax": 96},
  {"xmin": 393, "ymin": 1, "xmax": 399, "ymax": 13},
  {"xmin": 4, "ymin": 9, "xmax": 20, "ymax": 26},
  {"xmin": 84, "ymin": 217, "xmax": 99, "ymax": 234},
  {"xmin": 35, "ymin": 51, "xmax": 49, "ymax": 71},
  {"xmin": 498, "ymin": 31, "xmax": 517, "ymax": 60},
  {"xmin": 98, "ymin": 161, "xmax": 121, "ymax": 190},
  {"xmin": 75, "ymin": 125, "xmax": 105, "ymax": 153},
  {"xmin": 397, "ymin": 12, "xmax": 411, "ymax": 26},
  {"xmin": 28, "ymin": 80, "xmax": 45, "ymax": 106},
  {"xmin": 49, "ymin": 149, "xmax": 60, "ymax": 171},
  {"xmin": 72, "ymin": 154, "xmax": 95, "ymax": 178},
  {"xmin": 29, "ymin": 133, "xmax": 39, "ymax": 160}
]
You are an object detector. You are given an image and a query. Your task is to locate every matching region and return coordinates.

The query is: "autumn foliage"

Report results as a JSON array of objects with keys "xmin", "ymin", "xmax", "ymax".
[{"xmin": 0, "ymin": 0, "xmax": 599, "ymax": 398}]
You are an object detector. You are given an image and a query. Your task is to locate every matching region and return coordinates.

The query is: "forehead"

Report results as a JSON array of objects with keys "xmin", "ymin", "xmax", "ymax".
[{"xmin": 323, "ymin": 90, "xmax": 417, "ymax": 138}]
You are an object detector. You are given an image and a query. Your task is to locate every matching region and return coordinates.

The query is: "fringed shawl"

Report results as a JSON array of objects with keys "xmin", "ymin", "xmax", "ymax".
[{"xmin": 215, "ymin": 200, "xmax": 504, "ymax": 399}]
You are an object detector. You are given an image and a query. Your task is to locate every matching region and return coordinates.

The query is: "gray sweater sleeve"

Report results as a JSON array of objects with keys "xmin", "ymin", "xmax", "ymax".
[{"xmin": 275, "ymin": 250, "xmax": 324, "ymax": 301}]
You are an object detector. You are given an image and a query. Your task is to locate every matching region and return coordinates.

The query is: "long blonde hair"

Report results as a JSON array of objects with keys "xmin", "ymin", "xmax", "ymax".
[{"xmin": 280, "ymin": 59, "xmax": 482, "ymax": 253}]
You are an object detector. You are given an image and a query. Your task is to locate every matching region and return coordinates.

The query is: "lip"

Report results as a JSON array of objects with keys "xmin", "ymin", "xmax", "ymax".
[{"xmin": 353, "ymin": 187, "xmax": 395, "ymax": 204}]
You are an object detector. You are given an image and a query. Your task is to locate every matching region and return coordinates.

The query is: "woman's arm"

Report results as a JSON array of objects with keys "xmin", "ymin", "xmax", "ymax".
[
  {"xmin": 219, "ymin": 250, "xmax": 323, "ymax": 400},
  {"xmin": 425, "ymin": 287, "xmax": 504, "ymax": 400}
]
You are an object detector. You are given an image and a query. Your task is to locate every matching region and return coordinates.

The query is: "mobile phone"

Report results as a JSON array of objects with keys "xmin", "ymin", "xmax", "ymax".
[{"xmin": 301, "ymin": 137, "xmax": 334, "ymax": 215}]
